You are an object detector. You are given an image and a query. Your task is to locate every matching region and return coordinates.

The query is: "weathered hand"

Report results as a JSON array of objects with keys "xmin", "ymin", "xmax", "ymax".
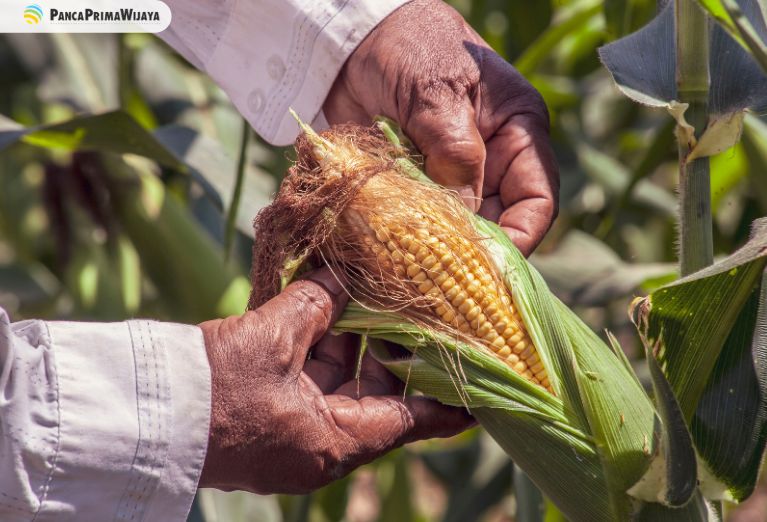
[
  {"xmin": 324, "ymin": 0, "xmax": 559, "ymax": 256},
  {"xmin": 197, "ymin": 268, "xmax": 473, "ymax": 494}
]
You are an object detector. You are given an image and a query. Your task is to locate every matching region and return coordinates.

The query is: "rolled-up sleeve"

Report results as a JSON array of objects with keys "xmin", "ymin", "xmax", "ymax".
[
  {"xmin": 159, "ymin": 0, "xmax": 410, "ymax": 145},
  {"xmin": 0, "ymin": 308, "xmax": 211, "ymax": 521}
]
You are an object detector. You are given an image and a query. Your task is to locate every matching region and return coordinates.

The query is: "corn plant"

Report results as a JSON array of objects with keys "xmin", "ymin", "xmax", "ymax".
[
  {"xmin": 599, "ymin": 0, "xmax": 767, "ymax": 518},
  {"xmin": 240, "ymin": 115, "xmax": 763, "ymax": 521}
]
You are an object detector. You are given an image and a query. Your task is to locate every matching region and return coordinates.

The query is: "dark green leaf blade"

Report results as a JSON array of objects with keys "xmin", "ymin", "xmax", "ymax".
[
  {"xmin": 641, "ymin": 343, "xmax": 698, "ymax": 506},
  {"xmin": 634, "ymin": 218, "xmax": 767, "ymax": 499},
  {"xmin": 691, "ymin": 268, "xmax": 767, "ymax": 501}
]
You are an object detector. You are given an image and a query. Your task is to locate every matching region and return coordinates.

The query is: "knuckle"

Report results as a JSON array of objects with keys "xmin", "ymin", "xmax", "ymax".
[
  {"xmin": 440, "ymin": 138, "xmax": 485, "ymax": 169},
  {"xmin": 288, "ymin": 281, "xmax": 334, "ymax": 326},
  {"xmin": 241, "ymin": 310, "xmax": 295, "ymax": 375},
  {"xmin": 414, "ymin": 74, "xmax": 476, "ymax": 106},
  {"xmin": 372, "ymin": 398, "xmax": 415, "ymax": 447}
]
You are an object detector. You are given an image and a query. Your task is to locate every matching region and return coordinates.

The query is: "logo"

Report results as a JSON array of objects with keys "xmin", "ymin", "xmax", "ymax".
[
  {"xmin": 5, "ymin": 0, "xmax": 171, "ymax": 33},
  {"xmin": 23, "ymin": 4, "xmax": 43, "ymax": 24}
]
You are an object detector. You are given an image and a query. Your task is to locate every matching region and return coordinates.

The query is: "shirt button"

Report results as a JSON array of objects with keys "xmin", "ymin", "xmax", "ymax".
[
  {"xmin": 267, "ymin": 55, "xmax": 285, "ymax": 81},
  {"xmin": 247, "ymin": 89, "xmax": 264, "ymax": 114}
]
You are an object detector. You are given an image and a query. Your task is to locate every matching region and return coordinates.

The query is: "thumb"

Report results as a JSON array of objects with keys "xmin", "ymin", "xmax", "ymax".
[
  {"xmin": 257, "ymin": 268, "xmax": 349, "ymax": 371},
  {"xmin": 403, "ymin": 97, "xmax": 486, "ymax": 211},
  {"xmin": 327, "ymin": 395, "xmax": 475, "ymax": 466}
]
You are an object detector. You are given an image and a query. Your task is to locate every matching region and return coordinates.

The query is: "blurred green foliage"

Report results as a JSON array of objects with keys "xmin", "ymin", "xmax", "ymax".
[{"xmin": 1, "ymin": 0, "xmax": 765, "ymax": 520}]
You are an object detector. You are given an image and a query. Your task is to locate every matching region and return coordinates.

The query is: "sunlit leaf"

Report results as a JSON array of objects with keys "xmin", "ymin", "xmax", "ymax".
[
  {"xmin": 697, "ymin": 0, "xmax": 767, "ymax": 72},
  {"xmin": 154, "ymin": 125, "xmax": 275, "ymax": 237},
  {"xmin": 515, "ymin": 2, "xmax": 602, "ymax": 75},
  {"xmin": 710, "ymin": 142, "xmax": 748, "ymax": 213},
  {"xmin": 0, "ymin": 110, "xmax": 184, "ymax": 169},
  {"xmin": 741, "ymin": 114, "xmax": 767, "ymax": 212}
]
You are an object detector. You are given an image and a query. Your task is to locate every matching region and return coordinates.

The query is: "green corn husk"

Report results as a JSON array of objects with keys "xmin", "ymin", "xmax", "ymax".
[{"xmin": 249, "ymin": 117, "xmax": 710, "ymax": 521}]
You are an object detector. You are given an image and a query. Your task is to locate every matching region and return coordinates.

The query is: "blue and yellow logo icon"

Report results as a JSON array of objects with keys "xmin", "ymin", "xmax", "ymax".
[{"xmin": 24, "ymin": 4, "xmax": 43, "ymax": 25}]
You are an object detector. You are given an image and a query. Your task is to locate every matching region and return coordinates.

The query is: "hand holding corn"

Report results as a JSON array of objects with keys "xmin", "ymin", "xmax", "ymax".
[
  {"xmin": 197, "ymin": 268, "xmax": 473, "ymax": 494},
  {"xmin": 199, "ymin": 0, "xmax": 558, "ymax": 496},
  {"xmin": 324, "ymin": 0, "xmax": 559, "ymax": 255}
]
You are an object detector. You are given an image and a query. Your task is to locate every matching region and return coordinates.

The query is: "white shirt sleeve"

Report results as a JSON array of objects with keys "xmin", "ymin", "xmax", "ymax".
[
  {"xmin": 0, "ymin": 308, "xmax": 211, "ymax": 521},
  {"xmin": 159, "ymin": 0, "xmax": 410, "ymax": 146}
]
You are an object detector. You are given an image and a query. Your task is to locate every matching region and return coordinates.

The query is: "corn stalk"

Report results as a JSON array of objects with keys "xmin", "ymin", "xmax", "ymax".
[{"xmin": 676, "ymin": 0, "xmax": 714, "ymax": 275}]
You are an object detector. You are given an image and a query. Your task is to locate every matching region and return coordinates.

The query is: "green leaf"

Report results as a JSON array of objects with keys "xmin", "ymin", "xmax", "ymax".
[
  {"xmin": 377, "ymin": 450, "xmax": 414, "ymax": 522},
  {"xmin": 428, "ymin": 436, "xmax": 513, "ymax": 522},
  {"xmin": 154, "ymin": 125, "xmax": 275, "ymax": 237},
  {"xmin": 574, "ymin": 141, "xmax": 678, "ymax": 217},
  {"xmin": 598, "ymin": 3, "xmax": 676, "ymax": 108},
  {"xmin": 741, "ymin": 114, "xmax": 767, "ymax": 212},
  {"xmin": 599, "ymin": 1, "xmax": 767, "ymax": 116},
  {"xmin": 514, "ymin": 466, "xmax": 545, "ymax": 522},
  {"xmin": 597, "ymin": 117, "xmax": 677, "ymax": 238},
  {"xmin": 101, "ymin": 154, "xmax": 249, "ymax": 321},
  {"xmin": 632, "ymin": 218, "xmax": 767, "ymax": 499},
  {"xmin": 0, "ymin": 262, "xmax": 59, "ymax": 312},
  {"xmin": 633, "ymin": 218, "xmax": 767, "ymax": 419},
  {"xmin": 312, "ymin": 476, "xmax": 350, "ymax": 522},
  {"xmin": 514, "ymin": 3, "xmax": 602, "ymax": 75},
  {"xmin": 604, "ymin": 0, "xmax": 657, "ymax": 40},
  {"xmin": 710, "ymin": 142, "xmax": 748, "ymax": 213},
  {"xmin": 628, "ymin": 341, "xmax": 697, "ymax": 506},
  {"xmin": 505, "ymin": 1, "xmax": 553, "ymax": 60},
  {"xmin": 0, "ymin": 110, "xmax": 185, "ymax": 169},
  {"xmin": 697, "ymin": 0, "xmax": 767, "ymax": 73},
  {"xmin": 690, "ymin": 268, "xmax": 767, "ymax": 501},
  {"xmin": 696, "ymin": 0, "xmax": 747, "ymax": 45}
]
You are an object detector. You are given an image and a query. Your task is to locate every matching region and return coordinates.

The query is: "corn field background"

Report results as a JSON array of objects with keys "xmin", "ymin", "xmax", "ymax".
[{"xmin": 1, "ymin": 0, "xmax": 767, "ymax": 521}]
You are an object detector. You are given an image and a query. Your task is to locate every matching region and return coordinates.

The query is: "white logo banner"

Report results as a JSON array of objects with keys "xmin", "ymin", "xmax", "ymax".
[{"xmin": 1, "ymin": 0, "xmax": 171, "ymax": 33}]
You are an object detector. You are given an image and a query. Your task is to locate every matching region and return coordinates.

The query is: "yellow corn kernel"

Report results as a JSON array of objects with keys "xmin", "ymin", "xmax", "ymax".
[{"xmin": 363, "ymin": 224, "xmax": 551, "ymax": 393}]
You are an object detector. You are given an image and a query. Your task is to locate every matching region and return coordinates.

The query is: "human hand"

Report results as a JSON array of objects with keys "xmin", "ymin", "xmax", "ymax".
[
  {"xmin": 197, "ymin": 268, "xmax": 474, "ymax": 494},
  {"xmin": 323, "ymin": 0, "xmax": 559, "ymax": 256}
]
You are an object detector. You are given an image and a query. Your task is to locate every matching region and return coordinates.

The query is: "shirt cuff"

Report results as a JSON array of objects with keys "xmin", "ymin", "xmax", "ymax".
[{"xmin": 39, "ymin": 320, "xmax": 210, "ymax": 521}]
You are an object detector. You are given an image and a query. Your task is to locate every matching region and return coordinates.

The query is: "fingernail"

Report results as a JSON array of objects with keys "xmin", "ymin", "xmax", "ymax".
[
  {"xmin": 451, "ymin": 185, "xmax": 480, "ymax": 212},
  {"xmin": 305, "ymin": 267, "xmax": 345, "ymax": 297}
]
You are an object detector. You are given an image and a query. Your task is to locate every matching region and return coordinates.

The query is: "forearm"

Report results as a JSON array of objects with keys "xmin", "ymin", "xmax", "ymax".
[{"xmin": 0, "ymin": 309, "xmax": 210, "ymax": 521}]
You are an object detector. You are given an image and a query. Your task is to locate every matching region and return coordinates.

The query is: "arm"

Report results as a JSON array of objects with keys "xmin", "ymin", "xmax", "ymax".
[
  {"xmin": 159, "ymin": 0, "xmax": 559, "ymax": 255},
  {"xmin": 0, "ymin": 270, "xmax": 470, "ymax": 519},
  {"xmin": 159, "ymin": 0, "xmax": 410, "ymax": 145},
  {"xmin": 0, "ymin": 308, "xmax": 210, "ymax": 521}
]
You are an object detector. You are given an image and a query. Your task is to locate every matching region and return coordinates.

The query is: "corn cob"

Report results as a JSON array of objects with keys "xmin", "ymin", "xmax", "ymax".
[
  {"xmin": 249, "ymin": 121, "xmax": 683, "ymax": 520},
  {"xmin": 250, "ymin": 118, "xmax": 551, "ymax": 393},
  {"xmin": 347, "ymin": 208, "xmax": 550, "ymax": 391}
]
